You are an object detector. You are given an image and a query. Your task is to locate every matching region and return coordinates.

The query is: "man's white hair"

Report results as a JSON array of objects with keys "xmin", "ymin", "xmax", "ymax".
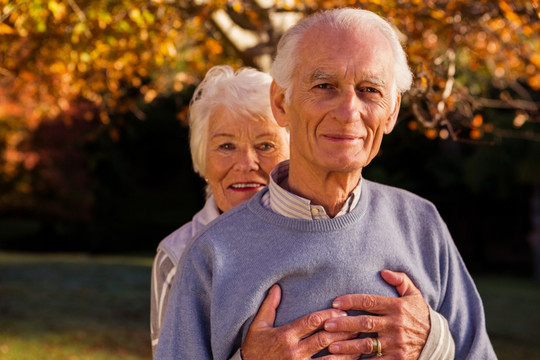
[{"xmin": 270, "ymin": 8, "xmax": 413, "ymax": 104}]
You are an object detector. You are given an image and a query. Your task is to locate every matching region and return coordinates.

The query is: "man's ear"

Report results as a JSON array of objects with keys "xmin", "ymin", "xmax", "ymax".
[
  {"xmin": 384, "ymin": 92, "xmax": 401, "ymax": 134},
  {"xmin": 270, "ymin": 81, "xmax": 289, "ymax": 127}
]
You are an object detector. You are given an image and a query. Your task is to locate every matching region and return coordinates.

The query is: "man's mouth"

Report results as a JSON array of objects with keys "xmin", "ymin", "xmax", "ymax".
[{"xmin": 324, "ymin": 134, "xmax": 360, "ymax": 141}]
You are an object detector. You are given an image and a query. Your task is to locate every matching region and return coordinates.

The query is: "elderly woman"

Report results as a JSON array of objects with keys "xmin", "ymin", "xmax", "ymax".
[{"xmin": 150, "ymin": 65, "xmax": 290, "ymax": 352}]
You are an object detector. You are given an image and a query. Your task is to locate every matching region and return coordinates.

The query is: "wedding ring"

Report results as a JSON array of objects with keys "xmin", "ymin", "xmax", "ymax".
[{"xmin": 372, "ymin": 337, "xmax": 382, "ymax": 357}]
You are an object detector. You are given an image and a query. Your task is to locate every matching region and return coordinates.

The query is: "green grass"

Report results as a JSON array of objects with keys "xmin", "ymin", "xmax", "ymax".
[
  {"xmin": 0, "ymin": 252, "xmax": 538, "ymax": 360},
  {"xmin": 0, "ymin": 252, "xmax": 153, "ymax": 360},
  {"xmin": 475, "ymin": 275, "xmax": 540, "ymax": 359}
]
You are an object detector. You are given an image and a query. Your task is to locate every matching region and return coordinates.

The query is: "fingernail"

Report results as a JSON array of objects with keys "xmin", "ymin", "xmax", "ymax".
[
  {"xmin": 332, "ymin": 300, "xmax": 343, "ymax": 308},
  {"xmin": 324, "ymin": 321, "xmax": 336, "ymax": 330},
  {"xmin": 329, "ymin": 343, "xmax": 341, "ymax": 352}
]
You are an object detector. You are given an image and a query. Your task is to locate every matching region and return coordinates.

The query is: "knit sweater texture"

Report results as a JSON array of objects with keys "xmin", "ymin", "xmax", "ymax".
[{"xmin": 155, "ymin": 180, "xmax": 496, "ymax": 359}]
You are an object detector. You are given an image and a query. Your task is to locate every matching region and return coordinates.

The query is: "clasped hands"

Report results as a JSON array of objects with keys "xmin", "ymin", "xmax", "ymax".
[{"xmin": 241, "ymin": 270, "xmax": 430, "ymax": 360}]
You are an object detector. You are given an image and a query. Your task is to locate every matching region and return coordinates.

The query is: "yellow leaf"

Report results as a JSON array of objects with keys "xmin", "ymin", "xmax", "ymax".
[
  {"xmin": 48, "ymin": 0, "xmax": 66, "ymax": 21},
  {"xmin": 0, "ymin": 23, "xmax": 14, "ymax": 34},
  {"xmin": 205, "ymin": 38, "xmax": 223, "ymax": 55},
  {"xmin": 408, "ymin": 121, "xmax": 419, "ymax": 131},
  {"xmin": 425, "ymin": 128, "xmax": 438, "ymax": 140},
  {"xmin": 498, "ymin": 0, "xmax": 512, "ymax": 13},
  {"xmin": 472, "ymin": 114, "xmax": 483, "ymax": 128},
  {"xmin": 231, "ymin": 1, "xmax": 243, "ymax": 13},
  {"xmin": 430, "ymin": 9, "xmax": 446, "ymax": 20},
  {"xmin": 530, "ymin": 53, "xmax": 540, "ymax": 67},
  {"xmin": 528, "ymin": 74, "xmax": 540, "ymax": 90},
  {"xmin": 470, "ymin": 128, "xmax": 482, "ymax": 140}
]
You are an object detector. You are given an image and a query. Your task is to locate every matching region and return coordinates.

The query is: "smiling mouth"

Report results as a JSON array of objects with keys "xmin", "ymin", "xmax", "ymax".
[
  {"xmin": 230, "ymin": 183, "xmax": 265, "ymax": 190},
  {"xmin": 324, "ymin": 134, "xmax": 360, "ymax": 141}
]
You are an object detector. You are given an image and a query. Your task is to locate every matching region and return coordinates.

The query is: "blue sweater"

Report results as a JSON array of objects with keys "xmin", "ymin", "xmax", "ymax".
[{"xmin": 156, "ymin": 180, "xmax": 496, "ymax": 359}]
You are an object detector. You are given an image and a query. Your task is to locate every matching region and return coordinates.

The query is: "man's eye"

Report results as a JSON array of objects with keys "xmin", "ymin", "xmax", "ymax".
[
  {"xmin": 257, "ymin": 142, "xmax": 275, "ymax": 151},
  {"xmin": 315, "ymin": 83, "xmax": 331, "ymax": 89},
  {"xmin": 359, "ymin": 87, "xmax": 379, "ymax": 93}
]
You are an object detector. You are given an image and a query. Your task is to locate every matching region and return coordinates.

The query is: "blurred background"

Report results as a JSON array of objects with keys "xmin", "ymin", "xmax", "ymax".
[{"xmin": 0, "ymin": 0, "xmax": 539, "ymax": 359}]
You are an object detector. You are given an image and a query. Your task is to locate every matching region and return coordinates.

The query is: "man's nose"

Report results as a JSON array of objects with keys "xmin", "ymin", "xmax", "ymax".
[
  {"xmin": 333, "ymin": 89, "xmax": 362, "ymax": 123},
  {"xmin": 233, "ymin": 147, "xmax": 259, "ymax": 171}
]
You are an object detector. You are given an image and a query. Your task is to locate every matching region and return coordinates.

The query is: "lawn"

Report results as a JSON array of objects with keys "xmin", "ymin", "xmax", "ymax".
[
  {"xmin": 0, "ymin": 252, "xmax": 538, "ymax": 359},
  {"xmin": 0, "ymin": 252, "xmax": 153, "ymax": 360}
]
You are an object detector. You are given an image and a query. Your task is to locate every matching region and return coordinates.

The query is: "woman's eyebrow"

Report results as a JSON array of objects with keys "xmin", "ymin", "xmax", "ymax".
[{"xmin": 210, "ymin": 133, "xmax": 234, "ymax": 139}]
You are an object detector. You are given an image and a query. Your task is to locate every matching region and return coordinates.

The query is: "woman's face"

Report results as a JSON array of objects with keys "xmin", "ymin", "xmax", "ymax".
[{"xmin": 205, "ymin": 109, "xmax": 289, "ymax": 212}]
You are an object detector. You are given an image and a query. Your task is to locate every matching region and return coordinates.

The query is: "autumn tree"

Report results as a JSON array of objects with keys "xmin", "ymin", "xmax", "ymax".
[
  {"xmin": 1, "ymin": 0, "xmax": 538, "ymax": 157},
  {"xmin": 1, "ymin": 0, "xmax": 539, "ymax": 256},
  {"xmin": 2, "ymin": 0, "xmax": 539, "ymax": 145}
]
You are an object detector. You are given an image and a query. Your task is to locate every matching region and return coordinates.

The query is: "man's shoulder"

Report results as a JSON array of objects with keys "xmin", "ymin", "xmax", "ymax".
[{"xmin": 363, "ymin": 179, "xmax": 437, "ymax": 211}]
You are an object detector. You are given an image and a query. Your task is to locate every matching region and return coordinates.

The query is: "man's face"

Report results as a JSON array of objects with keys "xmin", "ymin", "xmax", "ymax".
[{"xmin": 272, "ymin": 26, "xmax": 400, "ymax": 175}]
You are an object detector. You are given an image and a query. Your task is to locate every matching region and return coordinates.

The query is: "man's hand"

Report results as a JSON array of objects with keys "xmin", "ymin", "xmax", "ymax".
[
  {"xmin": 241, "ymin": 284, "xmax": 358, "ymax": 360},
  {"xmin": 324, "ymin": 270, "xmax": 430, "ymax": 359}
]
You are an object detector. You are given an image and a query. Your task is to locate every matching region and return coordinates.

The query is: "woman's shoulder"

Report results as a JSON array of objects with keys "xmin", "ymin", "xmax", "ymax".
[{"xmin": 157, "ymin": 220, "xmax": 196, "ymax": 265}]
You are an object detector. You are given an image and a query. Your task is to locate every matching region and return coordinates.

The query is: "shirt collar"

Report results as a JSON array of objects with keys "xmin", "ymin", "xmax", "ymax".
[{"xmin": 263, "ymin": 160, "xmax": 362, "ymax": 220}]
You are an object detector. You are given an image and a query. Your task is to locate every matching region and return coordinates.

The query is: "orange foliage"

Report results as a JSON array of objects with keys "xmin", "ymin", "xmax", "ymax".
[{"xmin": 0, "ymin": 0, "xmax": 538, "ymax": 182}]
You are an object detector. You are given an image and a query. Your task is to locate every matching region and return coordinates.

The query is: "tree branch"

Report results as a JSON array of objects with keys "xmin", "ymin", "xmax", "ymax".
[
  {"xmin": 66, "ymin": 0, "xmax": 91, "ymax": 37},
  {"xmin": 476, "ymin": 97, "xmax": 540, "ymax": 112},
  {"xmin": 0, "ymin": 2, "xmax": 23, "ymax": 24},
  {"xmin": 437, "ymin": 49, "xmax": 456, "ymax": 114}
]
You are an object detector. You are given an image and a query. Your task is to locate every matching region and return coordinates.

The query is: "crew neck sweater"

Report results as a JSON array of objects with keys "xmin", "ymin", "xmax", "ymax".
[{"xmin": 156, "ymin": 180, "xmax": 496, "ymax": 359}]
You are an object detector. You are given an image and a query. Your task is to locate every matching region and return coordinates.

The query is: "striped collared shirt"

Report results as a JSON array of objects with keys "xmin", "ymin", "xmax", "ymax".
[{"xmin": 261, "ymin": 160, "xmax": 361, "ymax": 219}]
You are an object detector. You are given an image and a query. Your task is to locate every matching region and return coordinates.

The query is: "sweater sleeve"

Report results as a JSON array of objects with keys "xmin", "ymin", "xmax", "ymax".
[
  {"xmin": 417, "ymin": 306, "xmax": 455, "ymax": 360},
  {"xmin": 435, "ymin": 216, "xmax": 497, "ymax": 359},
  {"xmin": 150, "ymin": 250, "xmax": 176, "ymax": 354}
]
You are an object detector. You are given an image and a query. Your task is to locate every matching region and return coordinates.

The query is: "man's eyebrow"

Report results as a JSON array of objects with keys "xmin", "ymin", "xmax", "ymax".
[
  {"xmin": 308, "ymin": 70, "xmax": 387, "ymax": 88},
  {"xmin": 308, "ymin": 70, "xmax": 336, "ymax": 82},
  {"xmin": 362, "ymin": 76, "xmax": 386, "ymax": 87}
]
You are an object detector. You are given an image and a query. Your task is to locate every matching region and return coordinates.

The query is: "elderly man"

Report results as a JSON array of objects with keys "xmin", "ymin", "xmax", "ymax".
[{"xmin": 156, "ymin": 8, "xmax": 496, "ymax": 360}]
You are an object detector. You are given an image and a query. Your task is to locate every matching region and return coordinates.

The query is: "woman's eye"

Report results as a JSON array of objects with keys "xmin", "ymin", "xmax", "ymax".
[{"xmin": 219, "ymin": 143, "xmax": 234, "ymax": 150}]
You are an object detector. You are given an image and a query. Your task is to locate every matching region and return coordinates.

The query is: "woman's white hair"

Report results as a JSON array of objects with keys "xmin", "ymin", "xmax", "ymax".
[
  {"xmin": 270, "ymin": 8, "xmax": 413, "ymax": 103},
  {"xmin": 188, "ymin": 65, "xmax": 276, "ymax": 178}
]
